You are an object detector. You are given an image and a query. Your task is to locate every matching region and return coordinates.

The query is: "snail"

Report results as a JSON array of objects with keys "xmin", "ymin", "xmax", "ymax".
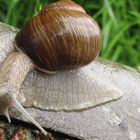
[{"xmin": 0, "ymin": 0, "xmax": 123, "ymax": 136}]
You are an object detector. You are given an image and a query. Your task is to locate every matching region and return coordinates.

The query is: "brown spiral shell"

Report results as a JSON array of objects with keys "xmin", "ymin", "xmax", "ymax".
[{"xmin": 15, "ymin": 0, "xmax": 102, "ymax": 72}]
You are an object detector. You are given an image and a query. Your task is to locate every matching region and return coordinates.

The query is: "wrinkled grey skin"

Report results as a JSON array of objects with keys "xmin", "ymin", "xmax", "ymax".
[{"xmin": 0, "ymin": 22, "xmax": 140, "ymax": 140}]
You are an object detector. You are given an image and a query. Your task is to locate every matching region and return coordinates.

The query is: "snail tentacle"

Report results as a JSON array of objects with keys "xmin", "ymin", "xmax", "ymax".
[
  {"xmin": 4, "ymin": 108, "xmax": 11, "ymax": 123},
  {"xmin": 0, "ymin": 52, "xmax": 48, "ymax": 135},
  {"xmin": 11, "ymin": 94, "xmax": 48, "ymax": 135}
]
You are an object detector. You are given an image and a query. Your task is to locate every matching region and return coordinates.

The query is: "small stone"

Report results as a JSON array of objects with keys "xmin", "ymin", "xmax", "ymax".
[
  {"xmin": 0, "ymin": 128, "xmax": 5, "ymax": 140},
  {"xmin": 39, "ymin": 132, "xmax": 54, "ymax": 140},
  {"xmin": 10, "ymin": 129, "xmax": 32, "ymax": 140}
]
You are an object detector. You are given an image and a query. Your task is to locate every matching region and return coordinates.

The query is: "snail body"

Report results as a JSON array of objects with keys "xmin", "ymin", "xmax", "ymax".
[
  {"xmin": 15, "ymin": 0, "xmax": 101, "ymax": 72},
  {"xmin": 1, "ymin": 23, "xmax": 140, "ymax": 140},
  {"xmin": 0, "ymin": 0, "xmax": 122, "ymax": 136}
]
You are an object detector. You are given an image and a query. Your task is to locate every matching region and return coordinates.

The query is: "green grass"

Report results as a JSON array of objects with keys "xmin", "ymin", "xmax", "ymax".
[{"xmin": 0, "ymin": 0, "xmax": 140, "ymax": 70}]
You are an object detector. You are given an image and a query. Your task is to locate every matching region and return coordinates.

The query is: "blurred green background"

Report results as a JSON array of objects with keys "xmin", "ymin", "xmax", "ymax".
[{"xmin": 0, "ymin": 0, "xmax": 140, "ymax": 69}]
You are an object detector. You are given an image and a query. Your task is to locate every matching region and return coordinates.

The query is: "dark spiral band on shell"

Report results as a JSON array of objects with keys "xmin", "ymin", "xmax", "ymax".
[{"xmin": 15, "ymin": 0, "xmax": 102, "ymax": 72}]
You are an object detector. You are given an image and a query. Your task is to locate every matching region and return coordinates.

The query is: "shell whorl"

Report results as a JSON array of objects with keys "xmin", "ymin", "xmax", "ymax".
[
  {"xmin": 15, "ymin": 0, "xmax": 102, "ymax": 72},
  {"xmin": 41, "ymin": 0, "xmax": 86, "ymax": 13}
]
